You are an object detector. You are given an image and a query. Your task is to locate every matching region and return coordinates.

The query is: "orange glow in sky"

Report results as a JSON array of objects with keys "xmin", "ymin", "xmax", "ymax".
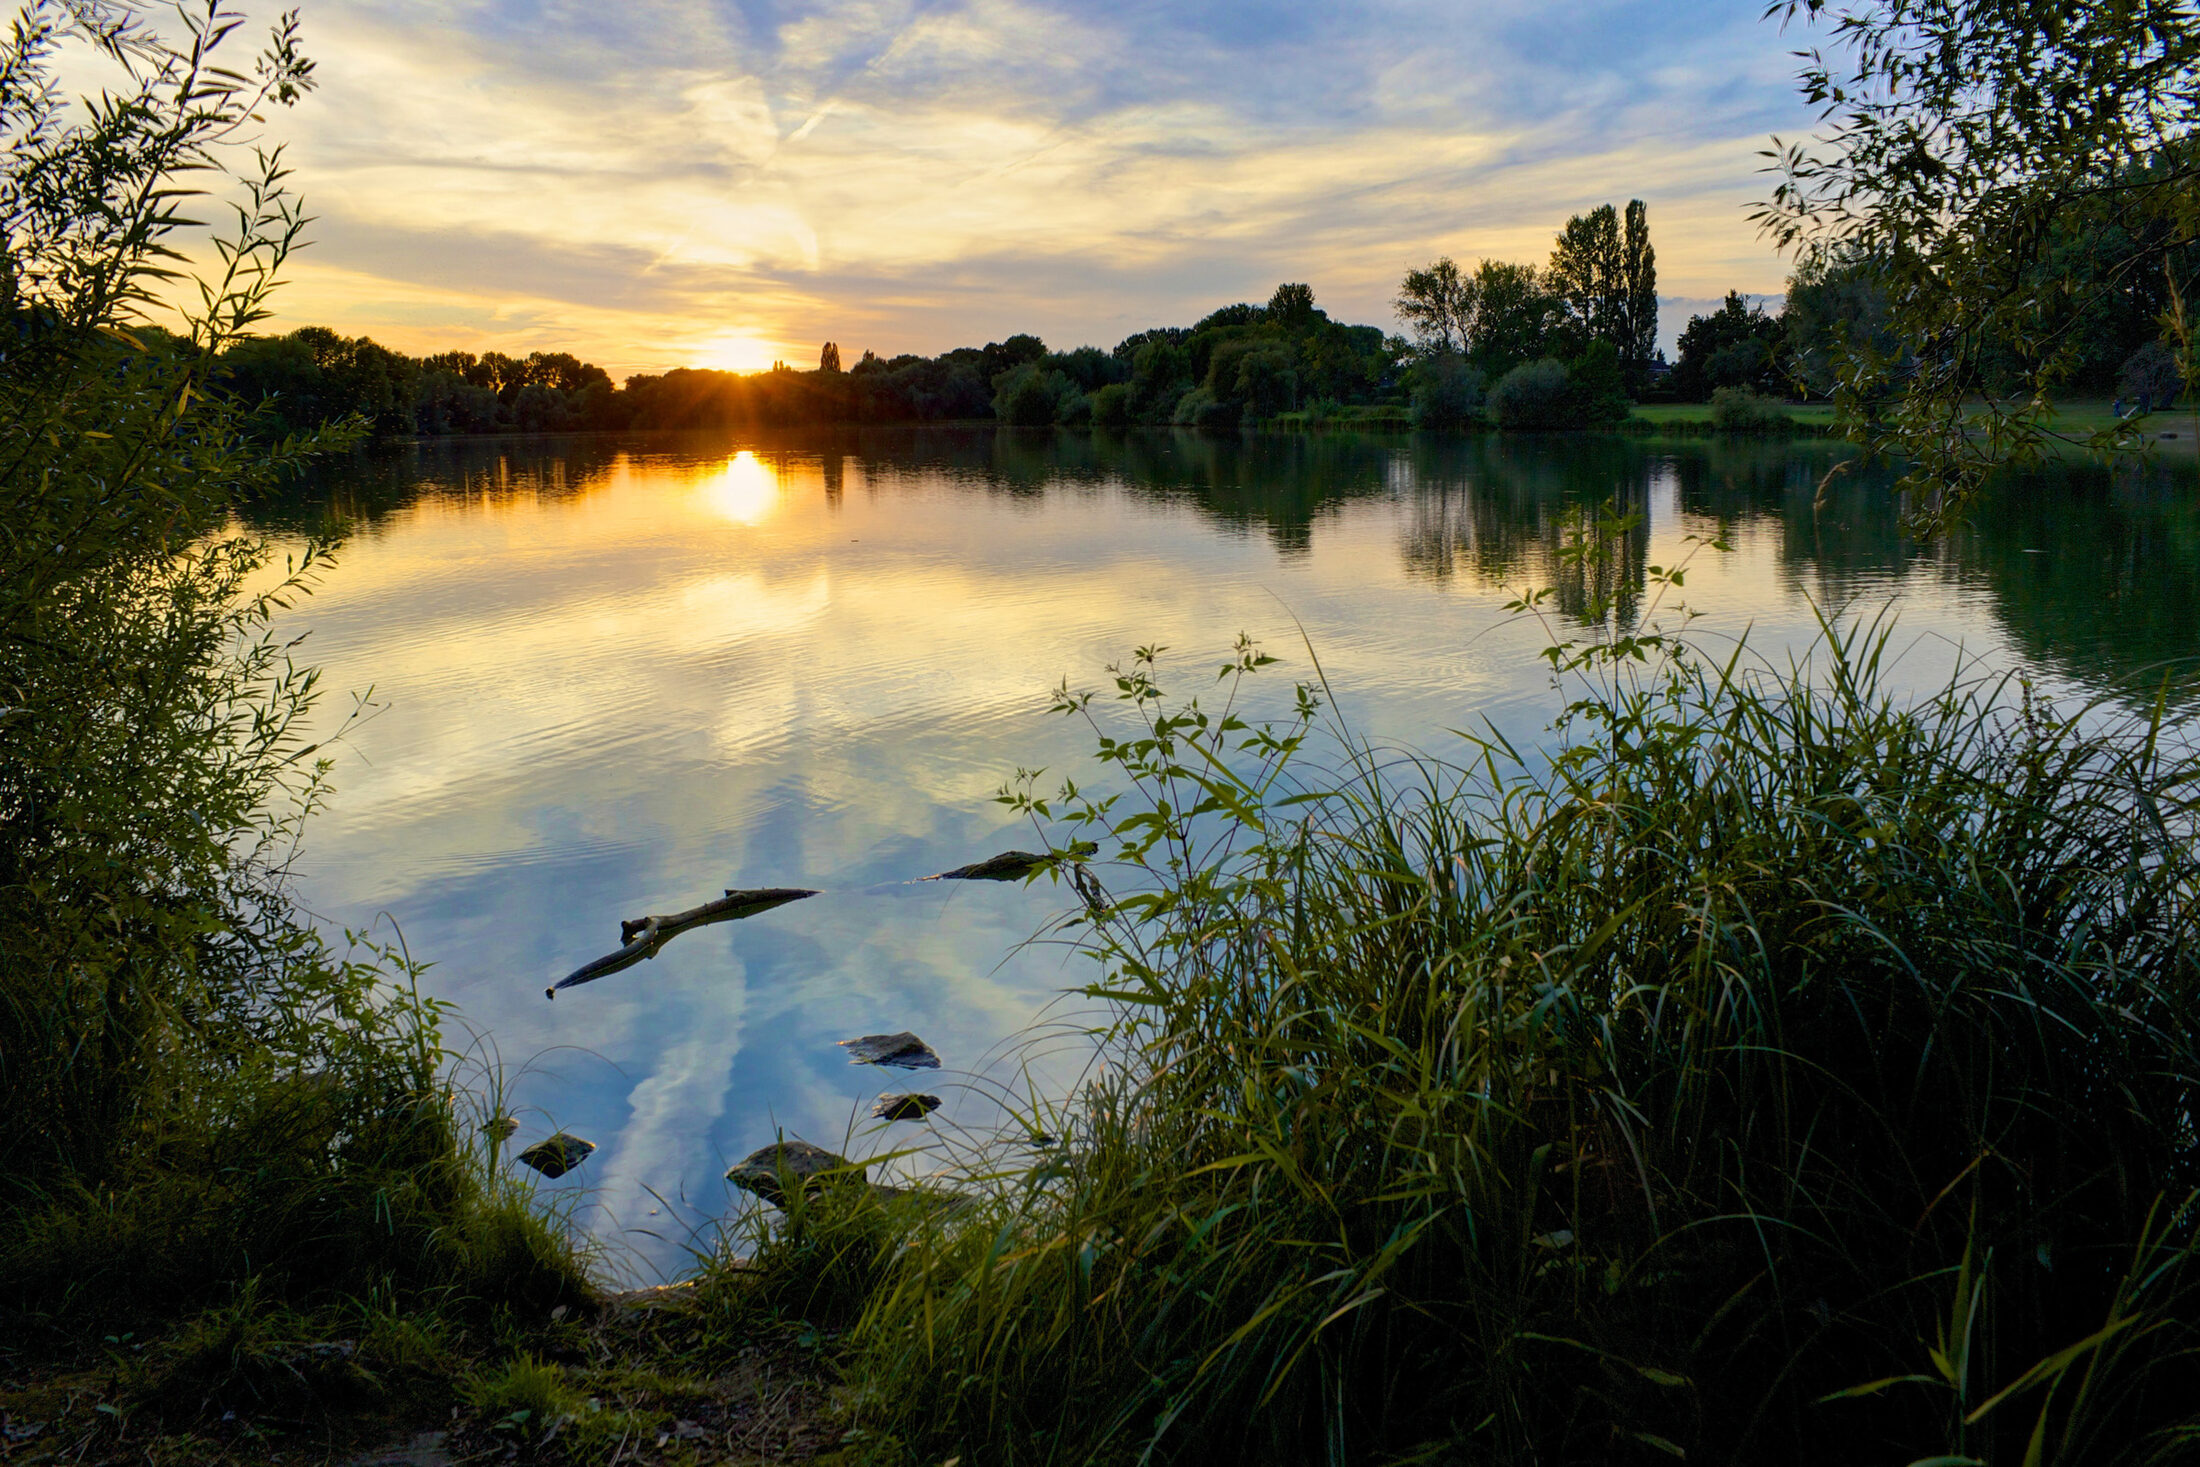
[
  {"xmin": 238, "ymin": 1, "xmax": 1828, "ymax": 373},
  {"xmin": 692, "ymin": 335, "xmax": 789, "ymax": 375}
]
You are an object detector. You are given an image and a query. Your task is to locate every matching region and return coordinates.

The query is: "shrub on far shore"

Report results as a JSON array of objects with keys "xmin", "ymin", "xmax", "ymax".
[
  {"xmin": 1710, "ymin": 384, "xmax": 1795, "ymax": 432},
  {"xmin": 1410, "ymin": 352, "xmax": 1486, "ymax": 428},
  {"xmin": 1091, "ymin": 382, "xmax": 1133, "ymax": 427},
  {"xmin": 1487, "ymin": 357, "xmax": 1575, "ymax": 428}
]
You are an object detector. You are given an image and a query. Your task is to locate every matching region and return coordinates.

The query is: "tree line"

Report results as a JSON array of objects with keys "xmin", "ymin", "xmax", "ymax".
[
  {"xmin": 1395, "ymin": 187, "xmax": 2192, "ymax": 431},
  {"xmin": 217, "ymin": 203, "xmax": 1673, "ymax": 441},
  {"xmin": 221, "ymin": 186, "xmax": 2189, "ymax": 447},
  {"xmin": 211, "ymin": 281, "xmax": 1399, "ymax": 441}
]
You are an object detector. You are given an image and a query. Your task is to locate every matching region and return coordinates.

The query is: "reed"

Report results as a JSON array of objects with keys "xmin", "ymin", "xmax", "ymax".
[{"xmin": 836, "ymin": 580, "xmax": 2200, "ymax": 1462}]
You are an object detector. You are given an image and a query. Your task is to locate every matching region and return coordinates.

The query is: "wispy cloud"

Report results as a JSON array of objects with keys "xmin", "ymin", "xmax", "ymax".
[{"xmin": 267, "ymin": 0, "xmax": 1827, "ymax": 370}]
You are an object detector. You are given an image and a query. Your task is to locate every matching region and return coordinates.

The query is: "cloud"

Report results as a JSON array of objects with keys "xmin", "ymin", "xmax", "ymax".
[{"xmin": 258, "ymin": 0, "xmax": 1827, "ymax": 366}]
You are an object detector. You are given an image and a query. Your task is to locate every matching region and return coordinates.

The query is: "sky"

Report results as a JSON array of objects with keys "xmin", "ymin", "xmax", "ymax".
[{"xmin": 252, "ymin": 0, "xmax": 1829, "ymax": 375}]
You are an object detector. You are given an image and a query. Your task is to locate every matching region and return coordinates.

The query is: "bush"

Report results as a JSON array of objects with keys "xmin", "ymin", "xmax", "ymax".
[
  {"xmin": 1090, "ymin": 382, "xmax": 1133, "ymax": 427},
  {"xmin": 1171, "ymin": 385, "xmax": 1241, "ymax": 429},
  {"xmin": 1709, "ymin": 385, "xmax": 1795, "ymax": 432},
  {"xmin": 848, "ymin": 603, "xmax": 2200, "ymax": 1464},
  {"xmin": 0, "ymin": 4, "xmax": 589, "ymax": 1338},
  {"xmin": 1487, "ymin": 357, "xmax": 1575, "ymax": 428},
  {"xmin": 1215, "ymin": 339, "xmax": 1298, "ymax": 419},
  {"xmin": 993, "ymin": 363, "xmax": 1067, "ymax": 425},
  {"xmin": 2120, "ymin": 340, "xmax": 2186, "ymax": 411},
  {"xmin": 1565, "ymin": 338, "xmax": 1632, "ymax": 423},
  {"xmin": 1410, "ymin": 353, "xmax": 1485, "ymax": 429}
]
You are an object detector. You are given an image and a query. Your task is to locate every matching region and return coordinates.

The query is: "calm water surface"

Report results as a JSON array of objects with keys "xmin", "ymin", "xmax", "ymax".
[{"xmin": 258, "ymin": 428, "xmax": 2200, "ymax": 1278}]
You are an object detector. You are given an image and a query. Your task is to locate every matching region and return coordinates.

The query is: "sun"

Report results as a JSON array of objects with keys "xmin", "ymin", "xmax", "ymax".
[
  {"xmin": 699, "ymin": 451, "xmax": 781, "ymax": 525},
  {"xmin": 691, "ymin": 334, "xmax": 784, "ymax": 373}
]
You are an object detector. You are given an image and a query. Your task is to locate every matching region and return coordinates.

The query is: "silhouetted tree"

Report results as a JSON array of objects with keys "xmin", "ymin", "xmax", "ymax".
[
  {"xmin": 1783, "ymin": 254, "xmax": 1895, "ymax": 398},
  {"xmin": 1467, "ymin": 261, "xmax": 1564, "ymax": 380},
  {"xmin": 820, "ymin": 341, "xmax": 842, "ymax": 372},
  {"xmin": 1672, "ymin": 293, "xmax": 1787, "ymax": 402},
  {"xmin": 1550, "ymin": 200, "xmax": 1657, "ymax": 379},
  {"xmin": 2120, "ymin": 340, "xmax": 2185, "ymax": 410},
  {"xmin": 1549, "ymin": 204, "xmax": 1623, "ymax": 354},
  {"xmin": 1396, "ymin": 258, "xmax": 1474, "ymax": 355},
  {"xmin": 1267, "ymin": 282, "xmax": 1317, "ymax": 330},
  {"xmin": 1410, "ymin": 354, "xmax": 1484, "ymax": 428},
  {"xmin": 1620, "ymin": 200, "xmax": 1658, "ymax": 375}
]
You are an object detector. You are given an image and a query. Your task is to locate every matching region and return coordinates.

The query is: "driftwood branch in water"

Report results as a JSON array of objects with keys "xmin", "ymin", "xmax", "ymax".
[
  {"xmin": 924, "ymin": 841, "xmax": 1098, "ymax": 882},
  {"xmin": 547, "ymin": 887, "xmax": 818, "ymax": 998}
]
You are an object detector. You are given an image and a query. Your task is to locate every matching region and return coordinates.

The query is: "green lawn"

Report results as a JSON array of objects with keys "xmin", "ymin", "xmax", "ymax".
[
  {"xmin": 1630, "ymin": 398, "xmax": 2198, "ymax": 435},
  {"xmin": 1627, "ymin": 400, "xmax": 1839, "ymax": 425}
]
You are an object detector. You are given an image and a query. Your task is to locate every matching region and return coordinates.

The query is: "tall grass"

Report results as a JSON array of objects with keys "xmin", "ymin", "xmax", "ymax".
[{"xmin": 836, "ymin": 560, "xmax": 2200, "ymax": 1461}]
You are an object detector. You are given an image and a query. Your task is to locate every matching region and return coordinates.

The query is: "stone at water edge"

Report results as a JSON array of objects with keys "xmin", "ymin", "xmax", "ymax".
[
  {"xmin": 838, "ymin": 1031, "xmax": 942, "ymax": 1069},
  {"xmin": 482, "ymin": 1116, "xmax": 519, "ymax": 1143},
  {"xmin": 725, "ymin": 1140, "xmax": 865, "ymax": 1206},
  {"xmin": 518, "ymin": 1132, "xmax": 596, "ymax": 1178},
  {"xmin": 871, "ymin": 1092, "xmax": 943, "ymax": 1121}
]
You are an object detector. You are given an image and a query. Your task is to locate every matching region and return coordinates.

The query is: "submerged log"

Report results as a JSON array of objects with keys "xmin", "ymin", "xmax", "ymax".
[
  {"xmin": 547, "ymin": 887, "xmax": 818, "ymax": 997},
  {"xmin": 925, "ymin": 841, "xmax": 1096, "ymax": 883}
]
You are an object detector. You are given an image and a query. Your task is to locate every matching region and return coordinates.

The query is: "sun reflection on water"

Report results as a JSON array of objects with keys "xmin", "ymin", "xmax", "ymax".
[{"xmin": 699, "ymin": 450, "xmax": 780, "ymax": 525}]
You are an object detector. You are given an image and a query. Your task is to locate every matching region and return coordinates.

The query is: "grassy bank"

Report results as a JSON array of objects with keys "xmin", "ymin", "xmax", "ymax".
[{"xmin": 751, "ymin": 584, "xmax": 2200, "ymax": 1463}]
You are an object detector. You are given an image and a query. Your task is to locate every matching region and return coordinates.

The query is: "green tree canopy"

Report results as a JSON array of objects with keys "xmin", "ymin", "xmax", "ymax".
[
  {"xmin": 1266, "ymin": 282, "xmax": 1317, "ymax": 330},
  {"xmin": 1395, "ymin": 257, "xmax": 1474, "ymax": 355},
  {"xmin": 1548, "ymin": 205, "xmax": 1621, "ymax": 354},
  {"xmin": 1467, "ymin": 260, "xmax": 1564, "ymax": 379},
  {"xmin": 1620, "ymin": 199, "xmax": 1658, "ymax": 372},
  {"xmin": 1757, "ymin": 0, "xmax": 2200, "ymax": 527},
  {"xmin": 1548, "ymin": 200, "xmax": 1659, "ymax": 373},
  {"xmin": 1672, "ymin": 292, "xmax": 1787, "ymax": 401}
]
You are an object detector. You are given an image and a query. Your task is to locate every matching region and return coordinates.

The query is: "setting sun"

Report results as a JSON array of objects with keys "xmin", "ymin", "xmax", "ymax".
[
  {"xmin": 699, "ymin": 451, "xmax": 780, "ymax": 525},
  {"xmin": 692, "ymin": 334, "xmax": 786, "ymax": 374}
]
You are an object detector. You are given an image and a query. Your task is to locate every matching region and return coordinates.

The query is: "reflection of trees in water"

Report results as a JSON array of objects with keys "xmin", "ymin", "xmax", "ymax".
[
  {"xmin": 252, "ymin": 429, "xmax": 2200, "ymax": 707},
  {"xmin": 1953, "ymin": 458, "xmax": 2200, "ymax": 698},
  {"xmin": 1088, "ymin": 430, "xmax": 1399, "ymax": 553},
  {"xmin": 1669, "ymin": 442, "xmax": 2200, "ymax": 703},
  {"xmin": 1400, "ymin": 436, "xmax": 1653, "ymax": 629},
  {"xmin": 244, "ymin": 435, "xmax": 633, "ymax": 535},
  {"xmin": 1666, "ymin": 440, "xmax": 1921, "ymax": 606}
]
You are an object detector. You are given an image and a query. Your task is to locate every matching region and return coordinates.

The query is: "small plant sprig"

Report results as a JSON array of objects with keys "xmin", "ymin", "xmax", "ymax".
[
  {"xmin": 1503, "ymin": 497, "xmax": 1733, "ymax": 736},
  {"xmin": 997, "ymin": 631, "xmax": 1325, "ymax": 956}
]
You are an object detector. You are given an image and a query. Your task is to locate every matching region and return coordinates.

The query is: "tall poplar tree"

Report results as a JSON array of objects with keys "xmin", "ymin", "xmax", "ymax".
[{"xmin": 1621, "ymin": 199, "xmax": 1658, "ymax": 371}]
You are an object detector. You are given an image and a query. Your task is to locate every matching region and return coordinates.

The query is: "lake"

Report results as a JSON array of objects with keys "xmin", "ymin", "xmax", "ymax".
[{"xmin": 257, "ymin": 427, "xmax": 2200, "ymax": 1280}]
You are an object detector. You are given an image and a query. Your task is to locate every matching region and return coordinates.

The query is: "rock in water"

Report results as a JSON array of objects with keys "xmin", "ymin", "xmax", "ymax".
[
  {"xmin": 725, "ymin": 1140, "xmax": 862, "ymax": 1205},
  {"xmin": 871, "ymin": 1092, "xmax": 942, "ymax": 1121},
  {"xmin": 518, "ymin": 1132, "xmax": 595, "ymax": 1178},
  {"xmin": 483, "ymin": 1116, "xmax": 520, "ymax": 1143},
  {"xmin": 839, "ymin": 1031, "xmax": 942, "ymax": 1070}
]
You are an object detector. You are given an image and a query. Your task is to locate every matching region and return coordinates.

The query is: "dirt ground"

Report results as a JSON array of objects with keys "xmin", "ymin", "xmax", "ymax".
[{"xmin": 0, "ymin": 1288, "xmax": 852, "ymax": 1467}]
